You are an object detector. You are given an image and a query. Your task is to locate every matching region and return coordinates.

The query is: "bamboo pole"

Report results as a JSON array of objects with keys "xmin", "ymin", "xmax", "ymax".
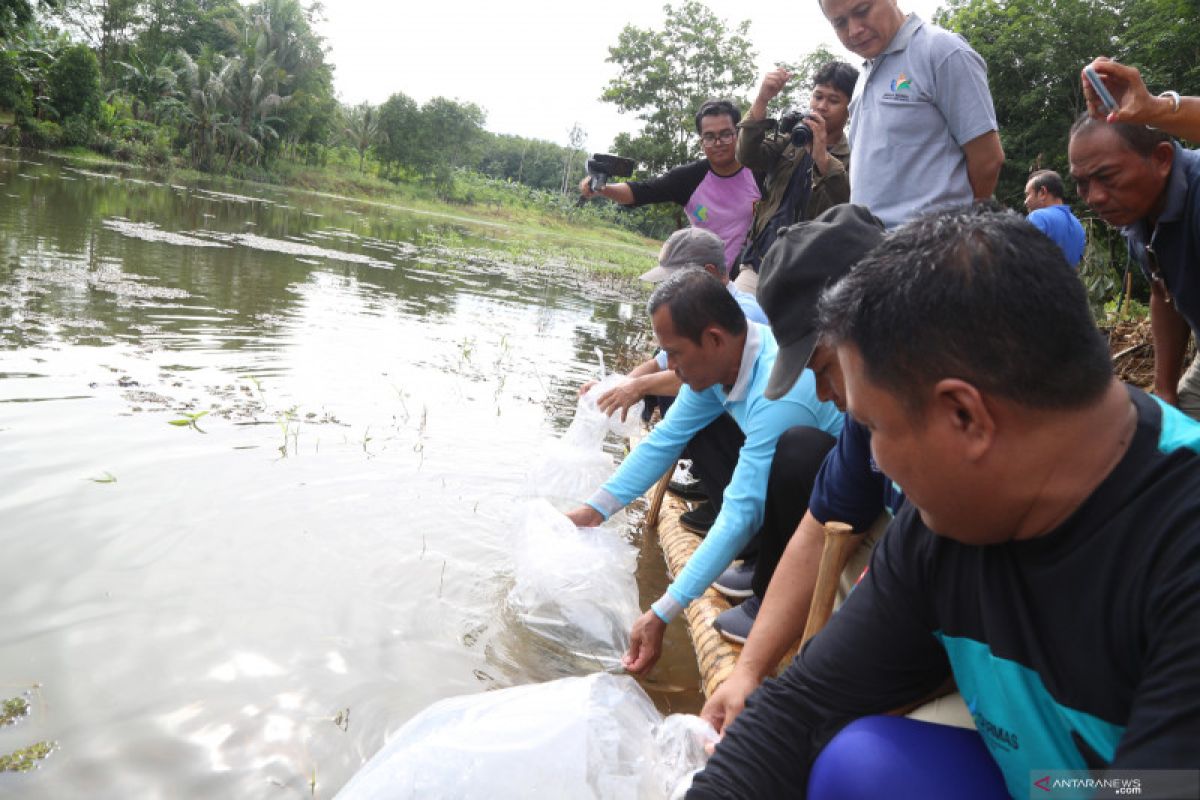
[{"xmin": 799, "ymin": 521, "xmax": 858, "ymax": 647}]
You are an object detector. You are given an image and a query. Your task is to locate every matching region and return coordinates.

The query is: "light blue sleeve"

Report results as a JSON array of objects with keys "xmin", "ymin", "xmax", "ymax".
[
  {"xmin": 664, "ymin": 396, "xmax": 821, "ymax": 607},
  {"xmin": 585, "ymin": 386, "xmax": 724, "ymax": 518}
]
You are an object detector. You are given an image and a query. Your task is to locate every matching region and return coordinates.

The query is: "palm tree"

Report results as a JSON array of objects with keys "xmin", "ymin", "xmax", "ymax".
[
  {"xmin": 223, "ymin": 48, "xmax": 287, "ymax": 167},
  {"xmin": 113, "ymin": 52, "xmax": 180, "ymax": 122},
  {"xmin": 175, "ymin": 49, "xmax": 239, "ymax": 171},
  {"xmin": 343, "ymin": 102, "xmax": 384, "ymax": 174}
]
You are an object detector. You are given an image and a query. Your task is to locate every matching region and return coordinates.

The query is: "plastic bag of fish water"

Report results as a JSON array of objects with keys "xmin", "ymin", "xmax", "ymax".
[
  {"xmin": 334, "ymin": 672, "xmax": 718, "ymax": 800},
  {"xmin": 506, "ymin": 499, "xmax": 640, "ymax": 671},
  {"xmin": 522, "ymin": 374, "xmax": 643, "ymax": 503}
]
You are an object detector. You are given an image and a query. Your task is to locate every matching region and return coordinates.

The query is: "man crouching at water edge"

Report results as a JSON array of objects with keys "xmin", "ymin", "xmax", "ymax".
[
  {"xmin": 688, "ymin": 206, "xmax": 1200, "ymax": 799},
  {"xmin": 564, "ymin": 269, "xmax": 844, "ymax": 675}
]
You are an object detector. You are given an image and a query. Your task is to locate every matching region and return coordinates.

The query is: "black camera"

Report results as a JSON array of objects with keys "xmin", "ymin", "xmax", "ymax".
[
  {"xmin": 585, "ymin": 153, "xmax": 635, "ymax": 192},
  {"xmin": 779, "ymin": 108, "xmax": 815, "ymax": 148}
]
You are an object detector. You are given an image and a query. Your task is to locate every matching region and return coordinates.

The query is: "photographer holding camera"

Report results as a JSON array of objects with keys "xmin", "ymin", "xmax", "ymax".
[{"xmin": 733, "ymin": 62, "xmax": 858, "ymax": 292}]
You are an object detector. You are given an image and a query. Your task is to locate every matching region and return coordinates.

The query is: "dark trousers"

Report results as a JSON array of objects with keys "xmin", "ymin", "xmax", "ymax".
[
  {"xmin": 651, "ymin": 398, "xmax": 833, "ymax": 578},
  {"xmin": 751, "ymin": 426, "xmax": 836, "ymax": 598}
]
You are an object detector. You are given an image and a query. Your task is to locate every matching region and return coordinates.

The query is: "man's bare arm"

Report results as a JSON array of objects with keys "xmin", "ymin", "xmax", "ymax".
[
  {"xmin": 578, "ymin": 176, "xmax": 635, "ymax": 205},
  {"xmin": 701, "ymin": 510, "xmax": 827, "ymax": 732},
  {"xmin": 962, "ymin": 130, "xmax": 1004, "ymax": 200},
  {"xmin": 1150, "ymin": 282, "xmax": 1192, "ymax": 406}
]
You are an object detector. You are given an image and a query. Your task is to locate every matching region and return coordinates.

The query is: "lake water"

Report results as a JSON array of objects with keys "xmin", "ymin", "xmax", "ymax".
[{"xmin": 0, "ymin": 151, "xmax": 703, "ymax": 798}]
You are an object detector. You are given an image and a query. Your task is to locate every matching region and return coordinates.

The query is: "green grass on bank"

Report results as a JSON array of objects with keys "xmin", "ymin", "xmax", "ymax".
[{"xmin": 42, "ymin": 147, "xmax": 662, "ymax": 278}]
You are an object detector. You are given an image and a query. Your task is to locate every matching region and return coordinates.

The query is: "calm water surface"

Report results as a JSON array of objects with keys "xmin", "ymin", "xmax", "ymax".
[{"xmin": 0, "ymin": 151, "xmax": 702, "ymax": 798}]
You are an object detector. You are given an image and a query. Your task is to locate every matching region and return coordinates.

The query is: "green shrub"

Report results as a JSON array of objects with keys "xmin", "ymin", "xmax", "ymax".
[
  {"xmin": 0, "ymin": 51, "xmax": 32, "ymax": 122},
  {"xmin": 48, "ymin": 45, "xmax": 101, "ymax": 122},
  {"xmin": 61, "ymin": 114, "xmax": 94, "ymax": 147},
  {"xmin": 22, "ymin": 119, "xmax": 62, "ymax": 148}
]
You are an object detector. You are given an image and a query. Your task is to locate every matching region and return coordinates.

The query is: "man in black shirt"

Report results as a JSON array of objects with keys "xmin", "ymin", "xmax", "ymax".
[{"xmin": 689, "ymin": 206, "xmax": 1200, "ymax": 799}]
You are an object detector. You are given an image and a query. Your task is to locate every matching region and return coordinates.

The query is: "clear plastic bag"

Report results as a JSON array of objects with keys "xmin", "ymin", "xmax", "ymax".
[
  {"xmin": 582, "ymin": 373, "xmax": 646, "ymax": 440},
  {"xmin": 334, "ymin": 672, "xmax": 718, "ymax": 800},
  {"xmin": 506, "ymin": 499, "xmax": 639, "ymax": 671},
  {"xmin": 522, "ymin": 365, "xmax": 643, "ymax": 503}
]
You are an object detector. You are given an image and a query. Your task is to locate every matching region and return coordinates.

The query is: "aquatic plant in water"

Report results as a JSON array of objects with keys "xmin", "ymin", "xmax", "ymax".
[
  {"xmin": 0, "ymin": 694, "xmax": 55, "ymax": 773},
  {"xmin": 167, "ymin": 410, "xmax": 209, "ymax": 432}
]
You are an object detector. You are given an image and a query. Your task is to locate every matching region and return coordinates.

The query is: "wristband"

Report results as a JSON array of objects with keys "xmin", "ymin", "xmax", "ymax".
[{"xmin": 1159, "ymin": 91, "xmax": 1181, "ymax": 114}]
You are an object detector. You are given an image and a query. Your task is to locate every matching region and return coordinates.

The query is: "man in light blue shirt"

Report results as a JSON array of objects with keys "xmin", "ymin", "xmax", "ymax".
[
  {"xmin": 566, "ymin": 269, "xmax": 843, "ymax": 675},
  {"xmin": 586, "ymin": 227, "xmax": 769, "ymax": 538},
  {"xmin": 1024, "ymin": 170, "xmax": 1086, "ymax": 267}
]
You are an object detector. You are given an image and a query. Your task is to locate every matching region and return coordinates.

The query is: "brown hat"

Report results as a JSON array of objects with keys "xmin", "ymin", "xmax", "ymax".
[
  {"xmin": 758, "ymin": 204, "xmax": 885, "ymax": 400},
  {"xmin": 640, "ymin": 227, "xmax": 727, "ymax": 282}
]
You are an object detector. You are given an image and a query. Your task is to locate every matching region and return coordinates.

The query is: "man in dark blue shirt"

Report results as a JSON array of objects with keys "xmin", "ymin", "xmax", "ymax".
[
  {"xmin": 1070, "ymin": 116, "xmax": 1200, "ymax": 420},
  {"xmin": 689, "ymin": 206, "xmax": 1200, "ymax": 799}
]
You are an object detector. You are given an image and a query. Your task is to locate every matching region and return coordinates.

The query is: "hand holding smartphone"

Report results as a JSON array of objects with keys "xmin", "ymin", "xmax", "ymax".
[{"xmin": 1084, "ymin": 65, "xmax": 1118, "ymax": 113}]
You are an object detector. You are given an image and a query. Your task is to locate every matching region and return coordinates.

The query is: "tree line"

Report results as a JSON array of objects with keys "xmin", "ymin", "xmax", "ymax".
[
  {"xmin": 0, "ymin": 0, "xmax": 598, "ymax": 205},
  {"xmin": 1, "ymin": 0, "xmax": 1196, "ymax": 258}
]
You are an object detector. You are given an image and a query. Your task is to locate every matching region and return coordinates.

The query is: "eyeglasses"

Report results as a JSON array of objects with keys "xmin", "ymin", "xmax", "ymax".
[{"xmin": 700, "ymin": 130, "xmax": 736, "ymax": 146}]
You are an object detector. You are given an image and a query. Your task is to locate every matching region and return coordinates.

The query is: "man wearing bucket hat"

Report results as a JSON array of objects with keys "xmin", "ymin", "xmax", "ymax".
[{"xmin": 706, "ymin": 204, "xmax": 898, "ymax": 645}]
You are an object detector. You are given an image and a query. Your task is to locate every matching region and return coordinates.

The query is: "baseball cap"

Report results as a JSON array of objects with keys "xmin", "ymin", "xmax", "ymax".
[
  {"xmin": 640, "ymin": 227, "xmax": 727, "ymax": 282},
  {"xmin": 758, "ymin": 204, "xmax": 885, "ymax": 400}
]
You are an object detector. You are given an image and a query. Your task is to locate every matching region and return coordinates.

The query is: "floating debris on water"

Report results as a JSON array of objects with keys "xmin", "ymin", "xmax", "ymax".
[
  {"xmin": 63, "ymin": 166, "xmax": 116, "ymax": 180},
  {"xmin": 200, "ymin": 231, "xmax": 394, "ymax": 269},
  {"xmin": 194, "ymin": 188, "xmax": 271, "ymax": 204},
  {"xmin": 103, "ymin": 218, "xmax": 230, "ymax": 249}
]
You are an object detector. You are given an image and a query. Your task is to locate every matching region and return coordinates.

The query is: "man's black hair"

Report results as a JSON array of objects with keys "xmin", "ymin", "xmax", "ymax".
[
  {"xmin": 648, "ymin": 267, "xmax": 747, "ymax": 344},
  {"xmin": 1069, "ymin": 113, "xmax": 1172, "ymax": 157},
  {"xmin": 1027, "ymin": 169, "xmax": 1066, "ymax": 199},
  {"xmin": 695, "ymin": 99, "xmax": 742, "ymax": 133},
  {"xmin": 813, "ymin": 61, "xmax": 859, "ymax": 100},
  {"xmin": 817, "ymin": 203, "xmax": 1112, "ymax": 412}
]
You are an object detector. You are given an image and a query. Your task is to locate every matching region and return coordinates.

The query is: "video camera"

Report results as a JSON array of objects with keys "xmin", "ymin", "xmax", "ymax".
[
  {"xmin": 583, "ymin": 153, "xmax": 635, "ymax": 193},
  {"xmin": 779, "ymin": 109, "xmax": 818, "ymax": 149}
]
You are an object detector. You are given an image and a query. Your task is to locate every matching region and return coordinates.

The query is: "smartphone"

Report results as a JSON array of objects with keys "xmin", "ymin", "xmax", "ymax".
[{"xmin": 1084, "ymin": 65, "xmax": 1118, "ymax": 113}]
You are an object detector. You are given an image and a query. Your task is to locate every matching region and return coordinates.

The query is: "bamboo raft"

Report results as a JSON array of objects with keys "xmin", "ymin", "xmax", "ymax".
[
  {"xmin": 643, "ymin": 469, "xmax": 743, "ymax": 698},
  {"xmin": 642, "ymin": 465, "xmax": 860, "ymax": 698}
]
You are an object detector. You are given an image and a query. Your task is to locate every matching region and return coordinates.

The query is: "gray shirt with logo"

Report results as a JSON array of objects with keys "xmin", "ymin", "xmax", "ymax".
[{"xmin": 847, "ymin": 14, "xmax": 998, "ymax": 229}]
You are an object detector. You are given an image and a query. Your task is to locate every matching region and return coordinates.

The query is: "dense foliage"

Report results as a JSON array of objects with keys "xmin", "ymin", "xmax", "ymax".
[
  {"xmin": 2, "ymin": 0, "xmax": 1196, "ymax": 277},
  {"xmin": 0, "ymin": 0, "xmax": 676, "ymax": 236},
  {"xmin": 937, "ymin": 0, "xmax": 1200, "ymax": 315}
]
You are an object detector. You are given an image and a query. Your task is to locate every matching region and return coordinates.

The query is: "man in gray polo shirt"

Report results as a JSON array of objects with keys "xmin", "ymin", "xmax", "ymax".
[{"xmin": 820, "ymin": 0, "xmax": 1004, "ymax": 228}]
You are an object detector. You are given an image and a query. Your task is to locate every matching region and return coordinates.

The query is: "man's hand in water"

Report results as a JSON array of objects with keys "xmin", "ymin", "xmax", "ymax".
[
  {"xmin": 596, "ymin": 378, "xmax": 644, "ymax": 421},
  {"xmin": 565, "ymin": 506, "xmax": 604, "ymax": 528},
  {"xmin": 622, "ymin": 610, "xmax": 667, "ymax": 675}
]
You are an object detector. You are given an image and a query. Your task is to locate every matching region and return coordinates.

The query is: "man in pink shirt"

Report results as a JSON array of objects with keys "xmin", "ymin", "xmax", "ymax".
[{"xmin": 579, "ymin": 99, "xmax": 761, "ymax": 269}]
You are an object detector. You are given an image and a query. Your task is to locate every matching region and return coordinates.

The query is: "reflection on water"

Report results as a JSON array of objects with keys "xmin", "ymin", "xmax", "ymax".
[{"xmin": 0, "ymin": 150, "xmax": 698, "ymax": 798}]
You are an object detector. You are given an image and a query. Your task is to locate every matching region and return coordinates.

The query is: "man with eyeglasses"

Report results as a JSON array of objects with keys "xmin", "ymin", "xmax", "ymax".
[
  {"xmin": 1069, "ymin": 114, "xmax": 1200, "ymax": 420},
  {"xmin": 579, "ymin": 99, "xmax": 761, "ymax": 270}
]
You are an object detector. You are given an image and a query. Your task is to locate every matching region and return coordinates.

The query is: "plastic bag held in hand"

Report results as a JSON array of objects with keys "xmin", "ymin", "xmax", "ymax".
[
  {"xmin": 334, "ymin": 672, "xmax": 719, "ymax": 800},
  {"xmin": 506, "ymin": 499, "xmax": 640, "ymax": 670},
  {"xmin": 522, "ymin": 357, "xmax": 642, "ymax": 501}
]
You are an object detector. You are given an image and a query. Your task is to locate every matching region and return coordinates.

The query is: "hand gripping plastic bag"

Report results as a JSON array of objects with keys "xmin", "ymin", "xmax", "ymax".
[
  {"xmin": 334, "ymin": 672, "xmax": 719, "ymax": 800},
  {"xmin": 522, "ymin": 367, "xmax": 643, "ymax": 503},
  {"xmin": 505, "ymin": 499, "xmax": 640, "ymax": 671}
]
